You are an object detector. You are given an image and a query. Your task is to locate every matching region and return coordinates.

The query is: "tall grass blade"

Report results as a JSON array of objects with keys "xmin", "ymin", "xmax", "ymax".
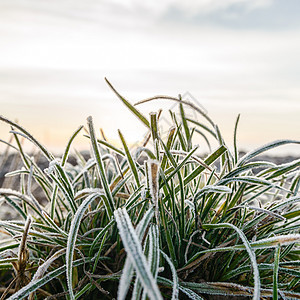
[
  {"xmin": 87, "ymin": 116, "xmax": 115, "ymax": 217},
  {"xmin": 161, "ymin": 251, "xmax": 179, "ymax": 300},
  {"xmin": 66, "ymin": 192, "xmax": 102, "ymax": 299},
  {"xmin": 118, "ymin": 129, "xmax": 140, "ymax": 188},
  {"xmin": 105, "ymin": 78, "xmax": 150, "ymax": 128},
  {"xmin": 273, "ymin": 245, "xmax": 280, "ymax": 300},
  {"xmin": 114, "ymin": 208, "xmax": 162, "ymax": 300},
  {"xmin": 61, "ymin": 125, "xmax": 83, "ymax": 166},
  {"xmin": 117, "ymin": 207, "xmax": 154, "ymax": 300},
  {"xmin": 233, "ymin": 114, "xmax": 240, "ymax": 164}
]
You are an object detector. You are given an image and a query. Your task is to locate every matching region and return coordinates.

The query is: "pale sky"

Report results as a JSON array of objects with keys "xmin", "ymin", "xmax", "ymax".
[{"xmin": 0, "ymin": 0, "xmax": 300, "ymax": 155}]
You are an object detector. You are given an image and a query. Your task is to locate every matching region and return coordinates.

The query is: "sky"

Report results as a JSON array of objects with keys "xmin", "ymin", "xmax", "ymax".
[{"xmin": 0, "ymin": 0, "xmax": 300, "ymax": 155}]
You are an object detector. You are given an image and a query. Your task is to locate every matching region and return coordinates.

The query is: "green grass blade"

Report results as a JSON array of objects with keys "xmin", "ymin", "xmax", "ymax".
[
  {"xmin": 114, "ymin": 208, "xmax": 162, "ymax": 300},
  {"xmin": 92, "ymin": 231, "xmax": 108, "ymax": 273},
  {"xmin": 233, "ymin": 114, "xmax": 240, "ymax": 164},
  {"xmin": 183, "ymin": 145, "xmax": 226, "ymax": 186},
  {"xmin": 157, "ymin": 277, "xmax": 204, "ymax": 300},
  {"xmin": 164, "ymin": 147, "xmax": 199, "ymax": 184},
  {"xmin": 161, "ymin": 126, "xmax": 176, "ymax": 171},
  {"xmin": 105, "ymin": 78, "xmax": 150, "ymax": 128},
  {"xmin": 150, "ymin": 112, "xmax": 159, "ymax": 142},
  {"xmin": 0, "ymin": 115, "xmax": 53, "ymax": 160},
  {"xmin": 149, "ymin": 224, "xmax": 160, "ymax": 279},
  {"xmin": 273, "ymin": 245, "xmax": 280, "ymax": 300},
  {"xmin": 61, "ymin": 125, "xmax": 84, "ymax": 166},
  {"xmin": 194, "ymin": 185, "xmax": 232, "ymax": 201},
  {"xmin": 117, "ymin": 207, "xmax": 154, "ymax": 300},
  {"xmin": 118, "ymin": 129, "xmax": 141, "ymax": 188},
  {"xmin": 3, "ymin": 195, "xmax": 27, "ymax": 220},
  {"xmin": 224, "ymin": 161, "xmax": 276, "ymax": 178},
  {"xmin": 179, "ymin": 101, "xmax": 191, "ymax": 149},
  {"xmin": 97, "ymin": 138, "xmax": 125, "ymax": 156},
  {"xmin": 66, "ymin": 193, "xmax": 102, "ymax": 299},
  {"xmin": 87, "ymin": 116, "xmax": 115, "ymax": 218},
  {"xmin": 161, "ymin": 251, "xmax": 179, "ymax": 300},
  {"xmin": 237, "ymin": 139, "xmax": 300, "ymax": 166}
]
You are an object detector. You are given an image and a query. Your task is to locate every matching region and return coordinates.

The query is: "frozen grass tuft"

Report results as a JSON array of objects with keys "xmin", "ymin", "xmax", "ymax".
[{"xmin": 0, "ymin": 80, "xmax": 299, "ymax": 299}]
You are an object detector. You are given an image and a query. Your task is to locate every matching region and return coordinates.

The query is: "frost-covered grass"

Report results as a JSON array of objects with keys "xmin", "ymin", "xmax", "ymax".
[{"xmin": 0, "ymin": 79, "xmax": 300, "ymax": 299}]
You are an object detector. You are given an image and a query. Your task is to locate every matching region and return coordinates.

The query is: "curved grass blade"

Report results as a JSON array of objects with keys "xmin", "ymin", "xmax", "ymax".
[
  {"xmin": 135, "ymin": 95, "xmax": 215, "ymax": 127},
  {"xmin": 28, "ymin": 249, "xmax": 66, "ymax": 300},
  {"xmin": 194, "ymin": 185, "xmax": 232, "ymax": 202},
  {"xmin": 114, "ymin": 208, "xmax": 162, "ymax": 300},
  {"xmin": 237, "ymin": 140, "xmax": 300, "ymax": 166},
  {"xmin": 178, "ymin": 281, "xmax": 292, "ymax": 298},
  {"xmin": 157, "ymin": 277, "xmax": 204, "ymax": 300},
  {"xmin": 184, "ymin": 235, "xmax": 300, "ymax": 267},
  {"xmin": 185, "ymin": 118, "xmax": 216, "ymax": 138},
  {"xmin": 224, "ymin": 161, "xmax": 276, "ymax": 178},
  {"xmin": 0, "ymin": 115, "xmax": 53, "ymax": 160},
  {"xmin": 236, "ymin": 205, "xmax": 286, "ymax": 221},
  {"xmin": 61, "ymin": 125, "xmax": 84, "ymax": 166},
  {"xmin": 0, "ymin": 189, "xmax": 44, "ymax": 220},
  {"xmin": 161, "ymin": 251, "xmax": 178, "ymax": 300},
  {"xmin": 117, "ymin": 207, "xmax": 154, "ymax": 300},
  {"xmin": 51, "ymin": 125, "xmax": 83, "ymax": 217},
  {"xmin": 201, "ymin": 223, "xmax": 260, "ymax": 300},
  {"xmin": 66, "ymin": 192, "xmax": 102, "ymax": 299},
  {"xmin": 3, "ymin": 195, "xmax": 27, "ymax": 220}
]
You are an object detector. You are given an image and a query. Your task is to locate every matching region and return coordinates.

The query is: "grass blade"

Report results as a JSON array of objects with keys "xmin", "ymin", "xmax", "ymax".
[
  {"xmin": 66, "ymin": 192, "xmax": 102, "ymax": 299},
  {"xmin": 114, "ymin": 208, "xmax": 162, "ymax": 300},
  {"xmin": 273, "ymin": 245, "xmax": 280, "ymax": 300},
  {"xmin": 0, "ymin": 115, "xmax": 53, "ymax": 160},
  {"xmin": 161, "ymin": 251, "xmax": 179, "ymax": 300},
  {"xmin": 238, "ymin": 140, "xmax": 300, "ymax": 166},
  {"xmin": 118, "ymin": 207, "xmax": 154, "ymax": 300},
  {"xmin": 118, "ymin": 129, "xmax": 140, "ymax": 188},
  {"xmin": 87, "ymin": 116, "xmax": 115, "ymax": 218},
  {"xmin": 105, "ymin": 78, "xmax": 150, "ymax": 128}
]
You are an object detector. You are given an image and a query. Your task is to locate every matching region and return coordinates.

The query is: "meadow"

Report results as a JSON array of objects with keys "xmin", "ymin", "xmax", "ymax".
[{"xmin": 0, "ymin": 79, "xmax": 299, "ymax": 299}]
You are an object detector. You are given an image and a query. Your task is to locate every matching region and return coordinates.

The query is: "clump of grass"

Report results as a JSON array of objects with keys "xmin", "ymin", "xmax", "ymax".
[{"xmin": 0, "ymin": 79, "xmax": 300, "ymax": 300}]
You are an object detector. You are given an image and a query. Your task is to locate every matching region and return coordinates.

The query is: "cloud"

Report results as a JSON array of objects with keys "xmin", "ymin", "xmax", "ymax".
[{"xmin": 109, "ymin": 0, "xmax": 273, "ymax": 17}]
